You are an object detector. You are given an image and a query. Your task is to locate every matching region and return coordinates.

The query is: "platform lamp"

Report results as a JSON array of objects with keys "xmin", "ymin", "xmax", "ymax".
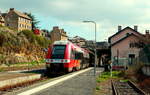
[{"xmin": 83, "ymin": 20, "xmax": 97, "ymax": 76}]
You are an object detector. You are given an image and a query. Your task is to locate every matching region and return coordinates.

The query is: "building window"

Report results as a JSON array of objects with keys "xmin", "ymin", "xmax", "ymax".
[{"xmin": 128, "ymin": 54, "xmax": 135, "ymax": 65}]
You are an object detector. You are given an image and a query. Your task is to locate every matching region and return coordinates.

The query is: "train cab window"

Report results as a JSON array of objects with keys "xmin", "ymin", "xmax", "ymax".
[
  {"xmin": 52, "ymin": 45, "xmax": 66, "ymax": 59},
  {"xmin": 52, "ymin": 45, "xmax": 66, "ymax": 55}
]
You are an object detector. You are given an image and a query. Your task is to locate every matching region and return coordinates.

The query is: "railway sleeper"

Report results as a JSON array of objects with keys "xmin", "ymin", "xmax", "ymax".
[{"xmin": 112, "ymin": 80, "xmax": 146, "ymax": 95}]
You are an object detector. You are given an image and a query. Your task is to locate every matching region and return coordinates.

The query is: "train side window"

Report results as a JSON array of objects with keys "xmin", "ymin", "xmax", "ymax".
[
  {"xmin": 75, "ymin": 52, "xmax": 83, "ymax": 59},
  {"xmin": 71, "ymin": 50, "xmax": 75, "ymax": 59}
]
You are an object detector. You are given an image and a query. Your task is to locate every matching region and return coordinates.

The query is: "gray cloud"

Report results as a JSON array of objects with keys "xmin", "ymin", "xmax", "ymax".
[
  {"xmin": 0, "ymin": 0, "xmax": 150, "ymax": 41},
  {"xmin": 1, "ymin": 0, "xmax": 150, "ymax": 23}
]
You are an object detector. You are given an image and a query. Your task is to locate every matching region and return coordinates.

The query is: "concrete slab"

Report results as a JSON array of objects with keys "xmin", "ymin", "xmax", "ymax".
[{"xmin": 0, "ymin": 71, "xmax": 43, "ymax": 89}]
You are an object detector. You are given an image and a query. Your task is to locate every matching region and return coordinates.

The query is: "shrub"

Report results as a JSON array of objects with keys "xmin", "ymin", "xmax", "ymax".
[
  {"xmin": 20, "ymin": 30, "xmax": 50, "ymax": 47},
  {"xmin": 126, "ymin": 62, "xmax": 144, "ymax": 75},
  {"xmin": 96, "ymin": 86, "xmax": 101, "ymax": 90},
  {"xmin": 20, "ymin": 30, "xmax": 36, "ymax": 43},
  {"xmin": 0, "ymin": 32, "xmax": 5, "ymax": 46},
  {"xmin": 35, "ymin": 36, "xmax": 50, "ymax": 47}
]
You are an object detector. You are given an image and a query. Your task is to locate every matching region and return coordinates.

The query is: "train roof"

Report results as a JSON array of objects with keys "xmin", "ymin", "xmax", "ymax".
[
  {"xmin": 53, "ymin": 40, "xmax": 70, "ymax": 45},
  {"xmin": 53, "ymin": 40, "xmax": 89, "ymax": 53}
]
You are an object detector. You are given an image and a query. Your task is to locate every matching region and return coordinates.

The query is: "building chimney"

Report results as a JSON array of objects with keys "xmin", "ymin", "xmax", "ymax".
[
  {"xmin": 10, "ymin": 8, "xmax": 14, "ymax": 11},
  {"xmin": 145, "ymin": 30, "xmax": 150, "ymax": 39},
  {"xmin": 118, "ymin": 26, "xmax": 122, "ymax": 31},
  {"xmin": 134, "ymin": 25, "xmax": 138, "ymax": 31},
  {"xmin": 145, "ymin": 30, "xmax": 149, "ymax": 35}
]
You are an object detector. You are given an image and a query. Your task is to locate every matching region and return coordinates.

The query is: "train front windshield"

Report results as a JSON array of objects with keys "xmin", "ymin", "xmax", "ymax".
[{"xmin": 52, "ymin": 45, "xmax": 66, "ymax": 59}]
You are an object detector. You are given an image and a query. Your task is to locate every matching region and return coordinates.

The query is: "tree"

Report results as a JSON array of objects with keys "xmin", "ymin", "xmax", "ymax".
[{"xmin": 24, "ymin": 12, "xmax": 40, "ymax": 30}]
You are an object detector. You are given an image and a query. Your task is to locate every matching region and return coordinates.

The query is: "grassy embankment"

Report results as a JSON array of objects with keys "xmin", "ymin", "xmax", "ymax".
[
  {"xmin": 0, "ymin": 60, "xmax": 46, "ymax": 72},
  {"xmin": 0, "ymin": 26, "xmax": 50, "ymax": 71}
]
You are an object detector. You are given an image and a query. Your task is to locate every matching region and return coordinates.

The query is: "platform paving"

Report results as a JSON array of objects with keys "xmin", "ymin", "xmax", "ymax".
[
  {"xmin": 0, "ymin": 68, "xmax": 103, "ymax": 95},
  {"xmin": 32, "ymin": 68, "xmax": 103, "ymax": 95}
]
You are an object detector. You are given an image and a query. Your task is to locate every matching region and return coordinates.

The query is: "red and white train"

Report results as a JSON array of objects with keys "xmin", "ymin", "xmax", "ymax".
[{"xmin": 45, "ymin": 40, "xmax": 90, "ymax": 74}]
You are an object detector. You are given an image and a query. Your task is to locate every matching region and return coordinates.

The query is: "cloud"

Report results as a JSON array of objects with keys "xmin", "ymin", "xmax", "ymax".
[
  {"xmin": 0, "ymin": 0, "xmax": 150, "ymax": 41},
  {"xmin": 1, "ymin": 0, "xmax": 149, "ymax": 23}
]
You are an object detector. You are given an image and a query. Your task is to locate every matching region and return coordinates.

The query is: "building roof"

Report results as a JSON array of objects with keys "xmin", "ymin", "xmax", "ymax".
[
  {"xmin": 1, "ymin": 13, "xmax": 7, "ymax": 17},
  {"xmin": 111, "ymin": 33, "xmax": 141, "ymax": 47},
  {"xmin": 108, "ymin": 26, "xmax": 143, "ymax": 43},
  {"xmin": 0, "ymin": 15, "xmax": 4, "ymax": 22},
  {"xmin": 9, "ymin": 8, "xmax": 31, "ymax": 20}
]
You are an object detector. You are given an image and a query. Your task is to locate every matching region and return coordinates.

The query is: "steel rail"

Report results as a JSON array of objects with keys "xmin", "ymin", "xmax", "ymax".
[{"xmin": 112, "ymin": 80, "xmax": 146, "ymax": 95}]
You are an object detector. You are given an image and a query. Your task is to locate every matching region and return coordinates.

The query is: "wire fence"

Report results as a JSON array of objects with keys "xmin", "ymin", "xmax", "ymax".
[{"xmin": 112, "ymin": 45, "xmax": 150, "ymax": 76}]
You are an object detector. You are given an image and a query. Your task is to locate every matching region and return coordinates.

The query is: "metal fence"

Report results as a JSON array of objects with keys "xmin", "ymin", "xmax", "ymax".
[{"xmin": 112, "ymin": 45, "xmax": 150, "ymax": 76}]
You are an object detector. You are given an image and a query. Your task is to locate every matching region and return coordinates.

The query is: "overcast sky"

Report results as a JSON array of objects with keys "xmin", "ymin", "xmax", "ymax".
[{"xmin": 0, "ymin": 0, "xmax": 150, "ymax": 41}]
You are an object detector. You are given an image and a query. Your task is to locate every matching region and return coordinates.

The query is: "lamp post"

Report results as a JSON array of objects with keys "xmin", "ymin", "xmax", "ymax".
[{"xmin": 83, "ymin": 21, "xmax": 97, "ymax": 76}]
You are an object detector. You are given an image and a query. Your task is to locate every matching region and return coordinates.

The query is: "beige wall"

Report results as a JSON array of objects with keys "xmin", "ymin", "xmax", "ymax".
[
  {"xmin": 50, "ymin": 27, "xmax": 68, "ymax": 44},
  {"xmin": 111, "ymin": 35, "xmax": 140, "ymax": 60},
  {"xmin": 5, "ymin": 11, "xmax": 32, "ymax": 31},
  {"xmin": 5, "ymin": 12, "xmax": 18, "ymax": 30},
  {"xmin": 18, "ymin": 17, "xmax": 32, "ymax": 31},
  {"xmin": 61, "ymin": 35, "xmax": 67, "ymax": 41},
  {"xmin": 50, "ymin": 31, "xmax": 61, "ymax": 44}
]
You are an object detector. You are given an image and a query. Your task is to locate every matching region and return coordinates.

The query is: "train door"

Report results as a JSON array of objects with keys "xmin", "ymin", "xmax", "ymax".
[{"xmin": 75, "ymin": 52, "xmax": 83, "ymax": 70}]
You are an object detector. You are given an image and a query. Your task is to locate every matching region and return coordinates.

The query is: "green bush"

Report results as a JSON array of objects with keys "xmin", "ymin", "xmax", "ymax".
[
  {"xmin": 20, "ymin": 30, "xmax": 36, "ymax": 43},
  {"xmin": 96, "ymin": 86, "xmax": 101, "ymax": 90},
  {"xmin": 20, "ymin": 30, "xmax": 50, "ymax": 47},
  {"xmin": 35, "ymin": 36, "xmax": 50, "ymax": 47},
  {"xmin": 126, "ymin": 62, "xmax": 144, "ymax": 76}
]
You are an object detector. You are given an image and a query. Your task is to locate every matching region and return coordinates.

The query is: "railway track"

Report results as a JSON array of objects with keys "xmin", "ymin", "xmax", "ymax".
[{"xmin": 112, "ymin": 80, "xmax": 146, "ymax": 95}]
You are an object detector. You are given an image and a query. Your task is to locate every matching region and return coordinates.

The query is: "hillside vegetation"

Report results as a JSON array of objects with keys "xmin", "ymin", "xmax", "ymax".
[{"xmin": 0, "ymin": 26, "xmax": 50, "ymax": 65}]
